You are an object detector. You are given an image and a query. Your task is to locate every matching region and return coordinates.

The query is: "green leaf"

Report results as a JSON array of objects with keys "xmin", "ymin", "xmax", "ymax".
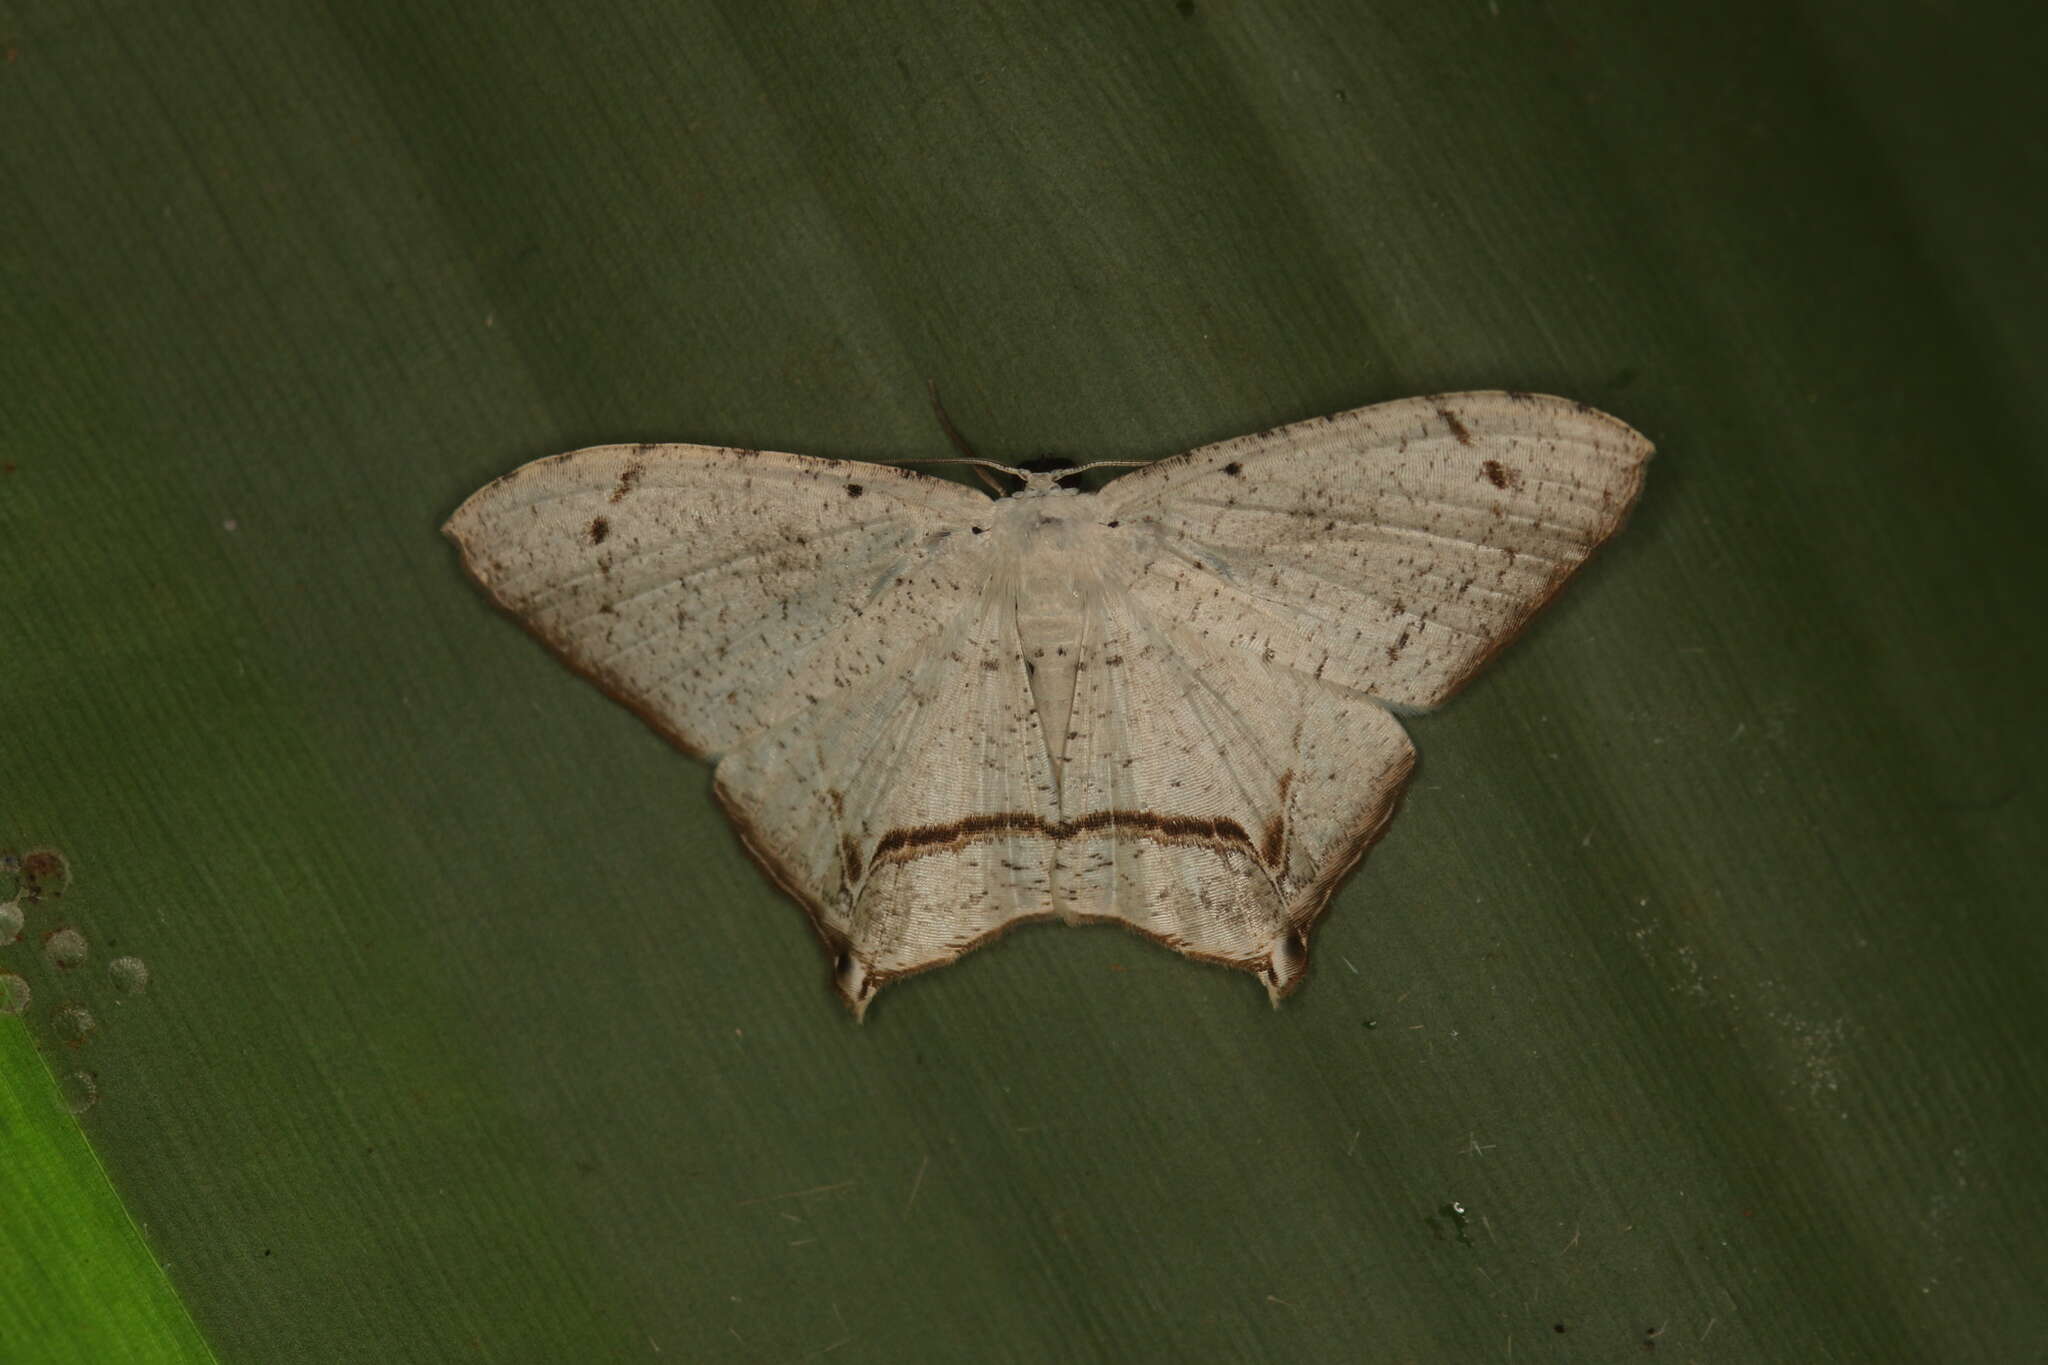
[{"xmin": 0, "ymin": 1016, "xmax": 213, "ymax": 1363}]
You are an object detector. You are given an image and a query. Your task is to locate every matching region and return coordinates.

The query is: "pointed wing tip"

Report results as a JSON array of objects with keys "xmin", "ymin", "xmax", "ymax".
[
  {"xmin": 1431, "ymin": 389, "xmax": 1655, "ymax": 462},
  {"xmin": 1260, "ymin": 928, "xmax": 1312, "ymax": 1007},
  {"xmin": 439, "ymin": 511, "xmax": 495, "ymax": 585},
  {"xmin": 833, "ymin": 952, "xmax": 879, "ymax": 1022},
  {"xmin": 441, "ymin": 488, "xmax": 493, "ymax": 552}
]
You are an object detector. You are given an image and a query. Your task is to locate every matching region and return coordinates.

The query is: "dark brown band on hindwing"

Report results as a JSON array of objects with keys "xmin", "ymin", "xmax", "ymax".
[{"xmin": 867, "ymin": 809, "xmax": 1263, "ymax": 868}]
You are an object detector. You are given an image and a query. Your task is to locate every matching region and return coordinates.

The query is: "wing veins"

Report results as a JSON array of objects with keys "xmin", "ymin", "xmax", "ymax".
[
  {"xmin": 1142, "ymin": 535, "xmax": 1501, "ymax": 650},
  {"xmin": 1115, "ymin": 592, "xmax": 1292, "ymax": 878},
  {"xmin": 524, "ymin": 515, "xmax": 923, "ymax": 606},
  {"xmin": 552, "ymin": 519, "xmax": 919, "ymax": 639},
  {"xmin": 840, "ymin": 587, "xmax": 1039, "ymax": 932},
  {"xmin": 484, "ymin": 459, "xmax": 964, "ymax": 514},
  {"xmin": 1233, "ymin": 542, "xmax": 1532, "ymax": 607},
  {"xmin": 1153, "ymin": 494, "xmax": 1572, "ymax": 546}
]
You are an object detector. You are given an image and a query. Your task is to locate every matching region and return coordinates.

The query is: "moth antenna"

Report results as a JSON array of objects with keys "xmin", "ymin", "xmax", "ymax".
[
  {"xmin": 885, "ymin": 454, "xmax": 1030, "ymax": 485},
  {"xmin": 927, "ymin": 379, "xmax": 980, "ymax": 462},
  {"xmin": 875, "ymin": 381, "xmax": 1022, "ymax": 491},
  {"xmin": 929, "ymin": 379, "xmax": 1006, "ymax": 494}
]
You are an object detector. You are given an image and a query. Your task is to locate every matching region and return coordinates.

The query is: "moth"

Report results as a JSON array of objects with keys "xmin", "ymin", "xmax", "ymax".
[{"xmin": 445, "ymin": 392, "xmax": 1651, "ymax": 1018}]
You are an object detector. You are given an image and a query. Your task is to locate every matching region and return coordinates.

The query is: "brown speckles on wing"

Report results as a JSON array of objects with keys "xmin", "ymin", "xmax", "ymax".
[
  {"xmin": 1049, "ymin": 577, "xmax": 1415, "ymax": 1000},
  {"xmin": 609, "ymin": 463, "xmax": 645, "ymax": 503},
  {"xmin": 443, "ymin": 442, "xmax": 994, "ymax": 758},
  {"xmin": 1100, "ymin": 390, "xmax": 1652, "ymax": 710},
  {"xmin": 1435, "ymin": 406, "xmax": 1474, "ymax": 445},
  {"xmin": 709, "ymin": 574, "xmax": 1063, "ymax": 1015},
  {"xmin": 1259, "ymin": 813, "xmax": 1286, "ymax": 867}
]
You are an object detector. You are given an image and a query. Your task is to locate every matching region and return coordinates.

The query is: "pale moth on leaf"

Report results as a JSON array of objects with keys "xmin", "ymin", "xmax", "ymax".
[{"xmin": 445, "ymin": 392, "xmax": 1651, "ymax": 1019}]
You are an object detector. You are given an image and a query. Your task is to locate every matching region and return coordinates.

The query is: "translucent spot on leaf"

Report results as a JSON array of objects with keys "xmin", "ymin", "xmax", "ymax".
[
  {"xmin": 57, "ymin": 1070, "xmax": 97, "ymax": 1114},
  {"xmin": 108, "ymin": 956, "xmax": 150, "ymax": 994},
  {"xmin": 0, "ymin": 972, "xmax": 29, "ymax": 1015},
  {"xmin": 51, "ymin": 1002, "xmax": 96, "ymax": 1044},
  {"xmin": 17, "ymin": 847, "xmax": 71, "ymax": 902},
  {"xmin": 0, "ymin": 900, "xmax": 20, "ymax": 946},
  {"xmin": 42, "ymin": 927, "xmax": 88, "ymax": 971}
]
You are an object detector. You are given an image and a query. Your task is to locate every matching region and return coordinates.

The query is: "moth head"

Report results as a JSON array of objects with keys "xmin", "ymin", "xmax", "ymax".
[
  {"xmin": 1014, "ymin": 468, "xmax": 1072, "ymax": 496},
  {"xmin": 1005, "ymin": 456, "xmax": 1148, "ymax": 498},
  {"xmin": 1005, "ymin": 456, "xmax": 1079, "ymax": 497}
]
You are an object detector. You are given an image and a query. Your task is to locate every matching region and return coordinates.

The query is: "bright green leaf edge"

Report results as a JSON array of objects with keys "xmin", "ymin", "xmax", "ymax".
[{"xmin": 0, "ymin": 1023, "xmax": 215, "ymax": 1365}]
